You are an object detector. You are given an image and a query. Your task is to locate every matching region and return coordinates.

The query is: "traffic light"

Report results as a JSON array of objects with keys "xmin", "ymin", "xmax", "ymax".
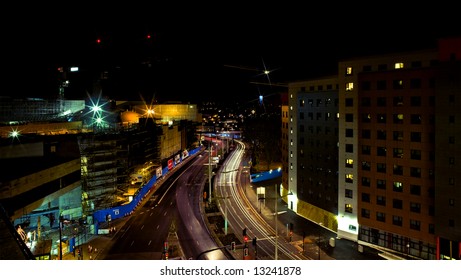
[
  {"xmin": 163, "ymin": 241, "xmax": 168, "ymax": 252},
  {"xmin": 244, "ymin": 235, "xmax": 248, "ymax": 243},
  {"xmin": 231, "ymin": 241, "xmax": 236, "ymax": 251},
  {"xmin": 243, "ymin": 228, "xmax": 247, "ymax": 236},
  {"xmin": 243, "ymin": 247, "xmax": 249, "ymax": 257},
  {"xmin": 252, "ymin": 237, "xmax": 257, "ymax": 246}
]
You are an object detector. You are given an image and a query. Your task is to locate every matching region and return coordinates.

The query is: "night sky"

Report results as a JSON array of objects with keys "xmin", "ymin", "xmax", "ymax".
[{"xmin": 4, "ymin": 3, "xmax": 461, "ymax": 104}]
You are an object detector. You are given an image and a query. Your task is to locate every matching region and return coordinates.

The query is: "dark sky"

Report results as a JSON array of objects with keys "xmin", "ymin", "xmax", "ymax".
[{"xmin": 4, "ymin": 3, "xmax": 461, "ymax": 104}]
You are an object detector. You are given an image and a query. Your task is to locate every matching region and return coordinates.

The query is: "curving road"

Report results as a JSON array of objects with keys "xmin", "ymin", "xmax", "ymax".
[
  {"xmin": 102, "ymin": 151, "xmax": 227, "ymax": 260},
  {"xmin": 215, "ymin": 139, "xmax": 308, "ymax": 260}
]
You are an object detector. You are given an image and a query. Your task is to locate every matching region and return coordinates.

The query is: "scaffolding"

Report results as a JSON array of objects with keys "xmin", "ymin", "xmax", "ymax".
[
  {"xmin": 77, "ymin": 123, "xmax": 162, "ymax": 217},
  {"xmin": 78, "ymin": 134, "xmax": 120, "ymax": 216}
]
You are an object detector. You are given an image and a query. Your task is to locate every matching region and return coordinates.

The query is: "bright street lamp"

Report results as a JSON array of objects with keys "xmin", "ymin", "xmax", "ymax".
[{"xmin": 274, "ymin": 184, "xmax": 293, "ymax": 260}]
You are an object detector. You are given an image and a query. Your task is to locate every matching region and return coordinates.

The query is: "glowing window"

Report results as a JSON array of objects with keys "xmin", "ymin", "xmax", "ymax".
[
  {"xmin": 345, "ymin": 204, "xmax": 353, "ymax": 213},
  {"xmin": 346, "ymin": 67, "xmax": 353, "ymax": 75},
  {"xmin": 346, "ymin": 82, "xmax": 354, "ymax": 91},
  {"xmin": 345, "ymin": 174, "xmax": 353, "ymax": 183},
  {"xmin": 394, "ymin": 62, "xmax": 404, "ymax": 69}
]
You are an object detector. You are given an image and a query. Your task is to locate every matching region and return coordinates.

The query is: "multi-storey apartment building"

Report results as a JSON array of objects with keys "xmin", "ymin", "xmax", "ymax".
[
  {"xmin": 281, "ymin": 94, "xmax": 289, "ymax": 196},
  {"xmin": 287, "ymin": 37, "xmax": 460, "ymax": 260},
  {"xmin": 287, "ymin": 77, "xmax": 339, "ymax": 230},
  {"xmin": 338, "ymin": 38, "xmax": 461, "ymax": 260}
]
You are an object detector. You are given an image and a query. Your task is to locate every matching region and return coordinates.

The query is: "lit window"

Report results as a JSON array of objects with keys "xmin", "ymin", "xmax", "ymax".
[
  {"xmin": 345, "ymin": 204, "xmax": 353, "ymax": 213},
  {"xmin": 393, "ymin": 181, "xmax": 403, "ymax": 192},
  {"xmin": 345, "ymin": 174, "xmax": 353, "ymax": 183},
  {"xmin": 394, "ymin": 62, "xmax": 404, "ymax": 69},
  {"xmin": 346, "ymin": 158, "xmax": 354, "ymax": 167},
  {"xmin": 346, "ymin": 82, "xmax": 354, "ymax": 91},
  {"xmin": 346, "ymin": 67, "xmax": 353, "ymax": 75}
]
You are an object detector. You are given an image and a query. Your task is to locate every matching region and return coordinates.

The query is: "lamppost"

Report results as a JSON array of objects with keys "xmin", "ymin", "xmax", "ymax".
[
  {"xmin": 274, "ymin": 184, "xmax": 292, "ymax": 260},
  {"xmin": 59, "ymin": 215, "xmax": 64, "ymax": 260},
  {"xmin": 318, "ymin": 222, "xmax": 323, "ymax": 260},
  {"xmin": 208, "ymin": 139, "xmax": 213, "ymax": 204},
  {"xmin": 216, "ymin": 195, "xmax": 230, "ymax": 235}
]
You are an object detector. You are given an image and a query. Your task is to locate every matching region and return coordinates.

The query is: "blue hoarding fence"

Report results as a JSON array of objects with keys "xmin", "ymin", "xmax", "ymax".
[
  {"xmin": 250, "ymin": 167, "xmax": 282, "ymax": 183},
  {"xmin": 93, "ymin": 146, "xmax": 203, "ymax": 225}
]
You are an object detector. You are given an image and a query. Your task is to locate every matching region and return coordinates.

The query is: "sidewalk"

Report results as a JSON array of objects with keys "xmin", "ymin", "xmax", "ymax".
[
  {"xmin": 62, "ymin": 217, "xmax": 129, "ymax": 260},
  {"xmin": 246, "ymin": 178, "xmax": 385, "ymax": 260}
]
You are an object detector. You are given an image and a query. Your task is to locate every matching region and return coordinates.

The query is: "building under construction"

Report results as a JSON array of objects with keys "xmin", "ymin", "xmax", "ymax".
[{"xmin": 0, "ymin": 96, "xmax": 200, "ymax": 259}]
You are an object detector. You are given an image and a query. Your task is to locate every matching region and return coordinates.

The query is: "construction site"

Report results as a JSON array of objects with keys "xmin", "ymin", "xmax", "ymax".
[{"xmin": 0, "ymin": 96, "xmax": 201, "ymax": 259}]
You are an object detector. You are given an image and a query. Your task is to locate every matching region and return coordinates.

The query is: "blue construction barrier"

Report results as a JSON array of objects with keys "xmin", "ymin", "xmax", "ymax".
[
  {"xmin": 250, "ymin": 167, "xmax": 282, "ymax": 183},
  {"xmin": 93, "ymin": 146, "xmax": 203, "ymax": 225}
]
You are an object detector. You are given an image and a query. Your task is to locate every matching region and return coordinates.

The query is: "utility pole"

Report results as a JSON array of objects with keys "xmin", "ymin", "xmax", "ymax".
[
  {"xmin": 216, "ymin": 196, "xmax": 230, "ymax": 235},
  {"xmin": 274, "ymin": 185, "xmax": 293, "ymax": 260},
  {"xmin": 208, "ymin": 139, "xmax": 213, "ymax": 204},
  {"xmin": 224, "ymin": 198, "xmax": 228, "ymax": 235},
  {"xmin": 59, "ymin": 215, "xmax": 63, "ymax": 260},
  {"xmin": 318, "ymin": 222, "xmax": 323, "ymax": 260},
  {"xmin": 275, "ymin": 184, "xmax": 278, "ymax": 260}
]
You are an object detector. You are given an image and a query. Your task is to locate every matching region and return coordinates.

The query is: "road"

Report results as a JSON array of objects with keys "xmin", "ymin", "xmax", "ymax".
[
  {"xmin": 101, "ymin": 151, "xmax": 227, "ymax": 260},
  {"xmin": 215, "ymin": 140, "xmax": 307, "ymax": 260}
]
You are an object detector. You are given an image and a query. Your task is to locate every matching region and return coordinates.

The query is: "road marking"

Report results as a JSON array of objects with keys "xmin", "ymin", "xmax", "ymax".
[
  {"xmin": 148, "ymin": 240, "xmax": 152, "ymax": 246},
  {"xmin": 156, "ymin": 225, "xmax": 160, "ymax": 230},
  {"xmin": 141, "ymin": 225, "xmax": 144, "ymax": 230},
  {"xmin": 130, "ymin": 240, "xmax": 134, "ymax": 246}
]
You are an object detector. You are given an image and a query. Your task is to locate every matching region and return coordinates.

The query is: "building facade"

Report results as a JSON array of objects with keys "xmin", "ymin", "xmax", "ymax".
[
  {"xmin": 287, "ymin": 77, "xmax": 339, "ymax": 229},
  {"xmin": 287, "ymin": 37, "xmax": 461, "ymax": 260}
]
